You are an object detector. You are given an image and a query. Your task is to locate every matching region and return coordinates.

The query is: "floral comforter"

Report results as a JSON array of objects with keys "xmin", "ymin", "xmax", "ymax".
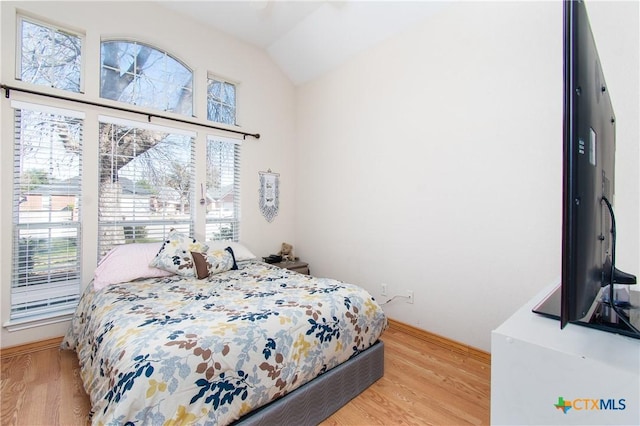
[{"xmin": 62, "ymin": 261, "xmax": 387, "ymax": 425}]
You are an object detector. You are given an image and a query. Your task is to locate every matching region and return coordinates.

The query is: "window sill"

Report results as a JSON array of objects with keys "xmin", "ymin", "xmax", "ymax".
[{"xmin": 4, "ymin": 311, "xmax": 74, "ymax": 332}]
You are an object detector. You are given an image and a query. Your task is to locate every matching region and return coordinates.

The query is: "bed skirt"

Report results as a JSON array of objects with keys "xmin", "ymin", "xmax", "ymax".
[{"xmin": 235, "ymin": 340, "xmax": 384, "ymax": 425}]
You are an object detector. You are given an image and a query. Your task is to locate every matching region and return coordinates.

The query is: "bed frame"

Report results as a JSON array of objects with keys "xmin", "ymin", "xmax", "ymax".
[{"xmin": 235, "ymin": 340, "xmax": 384, "ymax": 425}]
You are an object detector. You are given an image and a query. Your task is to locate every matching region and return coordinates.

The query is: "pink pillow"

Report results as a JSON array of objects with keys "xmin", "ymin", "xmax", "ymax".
[{"xmin": 94, "ymin": 242, "xmax": 173, "ymax": 290}]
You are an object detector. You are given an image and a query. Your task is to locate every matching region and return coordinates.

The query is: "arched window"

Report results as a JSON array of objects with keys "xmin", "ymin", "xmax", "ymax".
[{"xmin": 100, "ymin": 40, "xmax": 193, "ymax": 116}]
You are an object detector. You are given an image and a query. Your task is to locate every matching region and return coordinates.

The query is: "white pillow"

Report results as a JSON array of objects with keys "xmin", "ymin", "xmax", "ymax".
[
  {"xmin": 94, "ymin": 242, "xmax": 173, "ymax": 290},
  {"xmin": 206, "ymin": 241, "xmax": 257, "ymax": 261}
]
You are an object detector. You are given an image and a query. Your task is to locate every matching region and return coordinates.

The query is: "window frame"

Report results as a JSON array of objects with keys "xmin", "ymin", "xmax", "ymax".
[
  {"xmin": 207, "ymin": 73, "xmax": 239, "ymax": 126},
  {"xmin": 205, "ymin": 135, "xmax": 241, "ymax": 242},
  {"xmin": 5, "ymin": 16, "xmax": 245, "ymax": 330},
  {"xmin": 9, "ymin": 100, "xmax": 85, "ymax": 326},
  {"xmin": 16, "ymin": 14, "xmax": 85, "ymax": 94},
  {"xmin": 100, "ymin": 39, "xmax": 194, "ymax": 117},
  {"xmin": 96, "ymin": 116, "xmax": 198, "ymax": 260}
]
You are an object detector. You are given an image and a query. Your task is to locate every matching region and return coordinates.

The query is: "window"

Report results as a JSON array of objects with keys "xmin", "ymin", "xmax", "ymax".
[
  {"xmin": 207, "ymin": 75, "xmax": 236, "ymax": 125},
  {"xmin": 204, "ymin": 62, "xmax": 240, "ymax": 240},
  {"xmin": 8, "ymin": 25, "xmax": 243, "ymax": 327},
  {"xmin": 100, "ymin": 40, "xmax": 193, "ymax": 116},
  {"xmin": 18, "ymin": 16, "xmax": 83, "ymax": 92},
  {"xmin": 206, "ymin": 137, "xmax": 241, "ymax": 241},
  {"xmin": 11, "ymin": 102, "xmax": 84, "ymax": 322},
  {"xmin": 97, "ymin": 117, "xmax": 195, "ymax": 258}
]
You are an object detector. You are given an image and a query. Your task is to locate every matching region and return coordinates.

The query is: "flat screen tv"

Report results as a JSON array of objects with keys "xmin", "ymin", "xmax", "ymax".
[{"xmin": 533, "ymin": 0, "xmax": 638, "ymax": 339}]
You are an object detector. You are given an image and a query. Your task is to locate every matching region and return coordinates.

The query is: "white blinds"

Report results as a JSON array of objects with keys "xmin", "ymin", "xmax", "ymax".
[
  {"xmin": 11, "ymin": 103, "xmax": 84, "ymax": 321},
  {"xmin": 205, "ymin": 136, "xmax": 241, "ymax": 241},
  {"xmin": 9, "ymin": 104, "xmax": 242, "ymax": 324},
  {"xmin": 97, "ymin": 118, "xmax": 196, "ymax": 259}
]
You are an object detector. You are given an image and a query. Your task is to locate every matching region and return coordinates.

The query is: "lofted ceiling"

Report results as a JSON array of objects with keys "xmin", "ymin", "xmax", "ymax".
[{"xmin": 157, "ymin": 1, "xmax": 448, "ymax": 85}]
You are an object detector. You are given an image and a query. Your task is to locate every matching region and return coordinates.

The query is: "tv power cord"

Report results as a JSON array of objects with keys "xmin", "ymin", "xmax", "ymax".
[{"xmin": 601, "ymin": 196, "xmax": 640, "ymax": 335}]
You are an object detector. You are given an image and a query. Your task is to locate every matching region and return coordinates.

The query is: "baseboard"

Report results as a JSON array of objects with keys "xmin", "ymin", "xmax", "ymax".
[
  {"xmin": 387, "ymin": 318, "xmax": 491, "ymax": 364},
  {"xmin": 0, "ymin": 322, "xmax": 491, "ymax": 366},
  {"xmin": 0, "ymin": 336, "xmax": 63, "ymax": 360}
]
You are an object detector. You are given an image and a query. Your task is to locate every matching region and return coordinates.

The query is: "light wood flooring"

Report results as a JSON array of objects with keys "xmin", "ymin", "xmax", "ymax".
[{"xmin": 1, "ymin": 324, "xmax": 490, "ymax": 425}]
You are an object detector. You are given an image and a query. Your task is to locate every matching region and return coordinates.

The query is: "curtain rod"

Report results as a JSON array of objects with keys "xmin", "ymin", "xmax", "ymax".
[{"xmin": 1, "ymin": 83, "xmax": 260, "ymax": 140}]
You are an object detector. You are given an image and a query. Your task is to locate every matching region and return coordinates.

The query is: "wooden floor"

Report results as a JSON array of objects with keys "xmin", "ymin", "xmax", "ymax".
[{"xmin": 1, "ymin": 326, "xmax": 490, "ymax": 425}]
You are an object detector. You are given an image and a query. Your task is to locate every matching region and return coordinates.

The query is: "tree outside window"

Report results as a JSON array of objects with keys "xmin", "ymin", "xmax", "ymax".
[
  {"xmin": 19, "ymin": 17, "xmax": 82, "ymax": 92},
  {"xmin": 101, "ymin": 40, "xmax": 193, "ymax": 116},
  {"xmin": 207, "ymin": 76, "xmax": 236, "ymax": 125}
]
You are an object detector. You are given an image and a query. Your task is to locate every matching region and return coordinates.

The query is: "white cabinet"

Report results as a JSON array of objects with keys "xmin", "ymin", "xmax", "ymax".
[{"xmin": 491, "ymin": 282, "xmax": 640, "ymax": 425}]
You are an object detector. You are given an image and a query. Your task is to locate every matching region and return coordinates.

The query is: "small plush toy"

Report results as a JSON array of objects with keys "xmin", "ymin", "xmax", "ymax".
[{"xmin": 278, "ymin": 242, "xmax": 294, "ymax": 261}]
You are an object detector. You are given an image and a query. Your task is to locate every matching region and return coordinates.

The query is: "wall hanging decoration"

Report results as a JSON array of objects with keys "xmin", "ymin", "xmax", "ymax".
[{"xmin": 259, "ymin": 169, "xmax": 279, "ymax": 222}]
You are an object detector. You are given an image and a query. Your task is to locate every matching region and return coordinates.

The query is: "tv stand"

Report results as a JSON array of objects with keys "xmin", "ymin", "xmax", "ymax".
[
  {"xmin": 533, "ymin": 283, "xmax": 640, "ymax": 339},
  {"xmin": 492, "ymin": 281, "xmax": 639, "ymax": 425}
]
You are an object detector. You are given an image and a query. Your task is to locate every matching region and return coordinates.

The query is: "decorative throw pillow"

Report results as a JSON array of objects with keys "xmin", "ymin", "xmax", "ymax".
[
  {"xmin": 150, "ymin": 230, "xmax": 209, "ymax": 277},
  {"xmin": 191, "ymin": 246, "xmax": 238, "ymax": 279}
]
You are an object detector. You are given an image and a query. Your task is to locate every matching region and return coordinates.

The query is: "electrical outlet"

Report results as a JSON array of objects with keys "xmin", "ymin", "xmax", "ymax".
[
  {"xmin": 406, "ymin": 290, "xmax": 414, "ymax": 304},
  {"xmin": 381, "ymin": 283, "xmax": 388, "ymax": 297}
]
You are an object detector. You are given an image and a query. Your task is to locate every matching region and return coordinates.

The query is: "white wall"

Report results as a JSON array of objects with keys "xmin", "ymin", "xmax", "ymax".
[
  {"xmin": 295, "ymin": 1, "xmax": 639, "ymax": 352},
  {"xmin": 0, "ymin": 1, "xmax": 298, "ymax": 348},
  {"xmin": 1, "ymin": 1, "xmax": 637, "ymax": 353}
]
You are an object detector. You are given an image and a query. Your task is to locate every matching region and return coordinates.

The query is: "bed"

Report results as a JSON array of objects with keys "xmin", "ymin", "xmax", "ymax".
[{"xmin": 62, "ymin": 236, "xmax": 387, "ymax": 425}]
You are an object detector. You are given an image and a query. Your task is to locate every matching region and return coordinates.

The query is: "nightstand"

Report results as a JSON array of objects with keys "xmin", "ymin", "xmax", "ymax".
[{"xmin": 272, "ymin": 260, "xmax": 310, "ymax": 275}]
